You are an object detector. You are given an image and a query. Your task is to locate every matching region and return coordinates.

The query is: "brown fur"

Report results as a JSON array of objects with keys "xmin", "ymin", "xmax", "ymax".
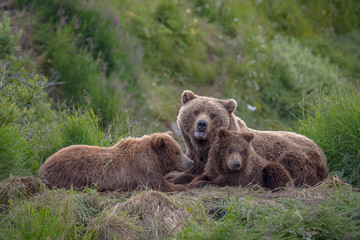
[
  {"xmin": 174, "ymin": 91, "xmax": 328, "ymax": 186},
  {"xmin": 38, "ymin": 132, "xmax": 194, "ymax": 192},
  {"xmin": 187, "ymin": 128, "xmax": 292, "ymax": 189},
  {"xmin": 236, "ymin": 117, "xmax": 328, "ymax": 186},
  {"xmin": 172, "ymin": 90, "xmax": 240, "ymax": 184}
]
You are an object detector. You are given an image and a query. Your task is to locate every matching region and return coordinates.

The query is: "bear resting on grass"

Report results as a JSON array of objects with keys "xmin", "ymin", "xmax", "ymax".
[
  {"xmin": 38, "ymin": 132, "xmax": 194, "ymax": 192},
  {"xmin": 187, "ymin": 127, "xmax": 292, "ymax": 190},
  {"xmin": 173, "ymin": 90, "xmax": 328, "ymax": 186}
]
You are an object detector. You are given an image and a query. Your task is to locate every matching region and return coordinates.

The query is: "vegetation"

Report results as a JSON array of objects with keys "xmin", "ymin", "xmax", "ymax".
[
  {"xmin": 0, "ymin": 0, "xmax": 360, "ymax": 239},
  {"xmin": 1, "ymin": 176, "xmax": 359, "ymax": 239}
]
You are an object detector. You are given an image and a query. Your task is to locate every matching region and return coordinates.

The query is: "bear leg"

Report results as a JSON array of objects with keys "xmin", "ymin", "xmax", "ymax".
[
  {"xmin": 170, "ymin": 173, "xmax": 197, "ymax": 185},
  {"xmin": 187, "ymin": 174, "xmax": 210, "ymax": 188},
  {"xmin": 159, "ymin": 180, "xmax": 188, "ymax": 192},
  {"xmin": 263, "ymin": 162, "xmax": 292, "ymax": 190}
]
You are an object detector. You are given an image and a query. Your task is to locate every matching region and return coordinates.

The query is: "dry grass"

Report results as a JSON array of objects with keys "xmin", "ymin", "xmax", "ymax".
[
  {"xmin": 88, "ymin": 213, "xmax": 144, "ymax": 240},
  {"xmin": 0, "ymin": 175, "xmax": 359, "ymax": 239},
  {"xmin": 0, "ymin": 176, "xmax": 44, "ymax": 205},
  {"xmin": 118, "ymin": 190, "xmax": 189, "ymax": 239}
]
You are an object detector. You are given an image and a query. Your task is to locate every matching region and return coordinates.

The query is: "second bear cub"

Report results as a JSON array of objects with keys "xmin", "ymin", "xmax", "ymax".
[{"xmin": 188, "ymin": 127, "xmax": 292, "ymax": 190}]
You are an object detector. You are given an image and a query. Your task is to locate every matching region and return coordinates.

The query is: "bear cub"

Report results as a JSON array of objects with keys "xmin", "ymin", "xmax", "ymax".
[
  {"xmin": 187, "ymin": 127, "xmax": 292, "ymax": 190},
  {"xmin": 38, "ymin": 132, "xmax": 194, "ymax": 192}
]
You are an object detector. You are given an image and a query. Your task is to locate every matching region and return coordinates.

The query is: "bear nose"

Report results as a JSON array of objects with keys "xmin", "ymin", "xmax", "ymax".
[
  {"xmin": 187, "ymin": 159, "xmax": 194, "ymax": 167},
  {"xmin": 197, "ymin": 120, "xmax": 208, "ymax": 131},
  {"xmin": 232, "ymin": 161, "xmax": 241, "ymax": 169}
]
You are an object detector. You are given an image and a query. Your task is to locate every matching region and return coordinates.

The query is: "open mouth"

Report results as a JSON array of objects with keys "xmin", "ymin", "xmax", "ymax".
[{"xmin": 195, "ymin": 131, "xmax": 207, "ymax": 139}]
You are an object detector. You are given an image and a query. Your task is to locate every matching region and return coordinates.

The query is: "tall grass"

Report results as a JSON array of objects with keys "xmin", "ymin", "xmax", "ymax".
[
  {"xmin": 295, "ymin": 90, "xmax": 360, "ymax": 187},
  {"xmin": 0, "ymin": 124, "xmax": 29, "ymax": 181}
]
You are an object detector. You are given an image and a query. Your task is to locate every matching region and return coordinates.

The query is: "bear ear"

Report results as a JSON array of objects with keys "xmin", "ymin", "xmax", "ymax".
[
  {"xmin": 165, "ymin": 131, "xmax": 173, "ymax": 137},
  {"xmin": 181, "ymin": 90, "xmax": 198, "ymax": 105},
  {"xmin": 151, "ymin": 135, "xmax": 166, "ymax": 149},
  {"xmin": 223, "ymin": 99, "xmax": 237, "ymax": 113},
  {"xmin": 216, "ymin": 127, "xmax": 231, "ymax": 138},
  {"xmin": 242, "ymin": 133, "xmax": 254, "ymax": 143}
]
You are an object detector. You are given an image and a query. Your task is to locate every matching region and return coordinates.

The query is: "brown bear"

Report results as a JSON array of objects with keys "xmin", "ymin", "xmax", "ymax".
[
  {"xmin": 236, "ymin": 117, "xmax": 329, "ymax": 186},
  {"xmin": 172, "ymin": 90, "xmax": 328, "ymax": 186},
  {"xmin": 171, "ymin": 90, "xmax": 241, "ymax": 184},
  {"xmin": 187, "ymin": 127, "xmax": 292, "ymax": 190},
  {"xmin": 38, "ymin": 132, "xmax": 194, "ymax": 192}
]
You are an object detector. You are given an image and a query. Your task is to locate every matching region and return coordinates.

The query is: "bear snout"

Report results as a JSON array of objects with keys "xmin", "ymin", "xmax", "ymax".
[
  {"xmin": 187, "ymin": 159, "xmax": 195, "ymax": 168},
  {"xmin": 228, "ymin": 158, "xmax": 242, "ymax": 170},
  {"xmin": 180, "ymin": 156, "xmax": 194, "ymax": 171},
  {"xmin": 197, "ymin": 120, "xmax": 208, "ymax": 131},
  {"xmin": 194, "ymin": 119, "xmax": 209, "ymax": 140}
]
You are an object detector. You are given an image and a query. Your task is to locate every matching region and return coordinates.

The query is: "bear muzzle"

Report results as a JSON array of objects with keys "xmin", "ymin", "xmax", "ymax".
[
  {"xmin": 227, "ymin": 157, "xmax": 242, "ymax": 171},
  {"xmin": 179, "ymin": 156, "xmax": 194, "ymax": 171},
  {"xmin": 194, "ymin": 119, "xmax": 208, "ymax": 140}
]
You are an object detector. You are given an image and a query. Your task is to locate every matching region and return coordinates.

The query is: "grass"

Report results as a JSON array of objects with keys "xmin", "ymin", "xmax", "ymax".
[
  {"xmin": 0, "ymin": 176, "xmax": 359, "ymax": 240},
  {"xmin": 295, "ymin": 90, "xmax": 360, "ymax": 187},
  {"xmin": 1, "ymin": 2, "xmax": 360, "ymax": 239},
  {"xmin": 7, "ymin": 0, "xmax": 359, "ymax": 128}
]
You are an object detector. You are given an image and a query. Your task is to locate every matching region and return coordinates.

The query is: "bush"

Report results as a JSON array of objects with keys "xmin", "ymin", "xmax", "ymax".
[
  {"xmin": 295, "ymin": 90, "xmax": 360, "ymax": 187},
  {"xmin": 0, "ymin": 12, "xmax": 21, "ymax": 61},
  {"xmin": 262, "ymin": 36, "xmax": 344, "ymax": 121}
]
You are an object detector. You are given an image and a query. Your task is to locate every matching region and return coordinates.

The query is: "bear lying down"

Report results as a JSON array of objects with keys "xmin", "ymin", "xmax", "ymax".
[
  {"xmin": 38, "ymin": 132, "xmax": 194, "ymax": 192},
  {"xmin": 187, "ymin": 127, "xmax": 294, "ymax": 190}
]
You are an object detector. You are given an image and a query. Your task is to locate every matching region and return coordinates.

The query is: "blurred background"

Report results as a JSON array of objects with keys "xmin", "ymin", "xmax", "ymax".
[{"xmin": 1, "ymin": 0, "xmax": 360, "ymax": 186}]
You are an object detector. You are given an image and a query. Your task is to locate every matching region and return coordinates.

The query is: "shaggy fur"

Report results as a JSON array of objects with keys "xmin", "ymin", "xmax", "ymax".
[
  {"xmin": 173, "ymin": 91, "xmax": 328, "ymax": 186},
  {"xmin": 38, "ymin": 132, "xmax": 194, "ymax": 192},
  {"xmin": 172, "ymin": 90, "xmax": 240, "ymax": 184},
  {"xmin": 187, "ymin": 128, "xmax": 292, "ymax": 189},
  {"xmin": 236, "ymin": 118, "xmax": 328, "ymax": 186}
]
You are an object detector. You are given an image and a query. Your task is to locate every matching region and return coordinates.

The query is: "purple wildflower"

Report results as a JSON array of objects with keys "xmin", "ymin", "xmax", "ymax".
[{"xmin": 113, "ymin": 17, "xmax": 119, "ymax": 27}]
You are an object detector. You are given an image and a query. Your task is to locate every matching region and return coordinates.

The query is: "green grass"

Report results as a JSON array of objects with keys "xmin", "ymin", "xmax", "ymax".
[
  {"xmin": 295, "ymin": 90, "xmax": 360, "ymax": 187},
  {"xmin": 0, "ymin": 178, "xmax": 359, "ymax": 240},
  {"xmin": 0, "ymin": 124, "xmax": 29, "ymax": 181}
]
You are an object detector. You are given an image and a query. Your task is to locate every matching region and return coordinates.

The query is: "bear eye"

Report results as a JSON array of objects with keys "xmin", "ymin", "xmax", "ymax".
[
  {"xmin": 175, "ymin": 151, "xmax": 180, "ymax": 155},
  {"xmin": 194, "ymin": 111, "xmax": 200, "ymax": 116},
  {"xmin": 240, "ymin": 151, "xmax": 244, "ymax": 156},
  {"xmin": 228, "ymin": 149, "xmax": 233, "ymax": 154},
  {"xmin": 210, "ymin": 114, "xmax": 215, "ymax": 119}
]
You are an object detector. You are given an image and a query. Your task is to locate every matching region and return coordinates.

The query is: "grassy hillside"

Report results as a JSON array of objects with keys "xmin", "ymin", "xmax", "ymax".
[
  {"xmin": 4, "ymin": 0, "xmax": 360, "ymax": 128},
  {"xmin": 1, "ymin": 1, "xmax": 360, "ymax": 239}
]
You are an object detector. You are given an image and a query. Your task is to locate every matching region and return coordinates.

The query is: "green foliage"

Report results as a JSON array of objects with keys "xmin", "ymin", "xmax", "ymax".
[
  {"xmin": 1, "ymin": 191, "xmax": 94, "ymax": 239},
  {"xmin": 0, "ymin": 74, "xmax": 51, "ymax": 125},
  {"xmin": 295, "ymin": 90, "xmax": 360, "ymax": 187},
  {"xmin": 0, "ymin": 124, "xmax": 29, "ymax": 181},
  {"xmin": 24, "ymin": 106, "xmax": 111, "ymax": 174},
  {"xmin": 0, "ymin": 12, "xmax": 22, "ymax": 61},
  {"xmin": 175, "ymin": 185, "xmax": 360, "ymax": 239},
  {"xmin": 262, "ymin": 36, "xmax": 344, "ymax": 121},
  {"xmin": 11, "ymin": 0, "xmax": 141, "ymax": 123}
]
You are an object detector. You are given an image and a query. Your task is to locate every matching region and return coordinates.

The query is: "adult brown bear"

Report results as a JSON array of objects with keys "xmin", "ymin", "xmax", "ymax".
[
  {"xmin": 173, "ymin": 90, "xmax": 328, "ymax": 186},
  {"xmin": 38, "ymin": 132, "xmax": 194, "ymax": 192},
  {"xmin": 171, "ymin": 90, "xmax": 240, "ymax": 184}
]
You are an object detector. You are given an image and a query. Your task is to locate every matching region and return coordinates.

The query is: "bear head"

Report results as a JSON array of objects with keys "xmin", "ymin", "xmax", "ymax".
[
  {"xmin": 150, "ymin": 131, "xmax": 194, "ymax": 174},
  {"xmin": 210, "ymin": 127, "xmax": 254, "ymax": 173},
  {"xmin": 177, "ymin": 90, "xmax": 237, "ymax": 150}
]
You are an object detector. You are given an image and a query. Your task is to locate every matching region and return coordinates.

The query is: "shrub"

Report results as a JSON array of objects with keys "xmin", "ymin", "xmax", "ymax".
[
  {"xmin": 262, "ymin": 36, "xmax": 344, "ymax": 122},
  {"xmin": 0, "ymin": 12, "xmax": 22, "ymax": 61}
]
